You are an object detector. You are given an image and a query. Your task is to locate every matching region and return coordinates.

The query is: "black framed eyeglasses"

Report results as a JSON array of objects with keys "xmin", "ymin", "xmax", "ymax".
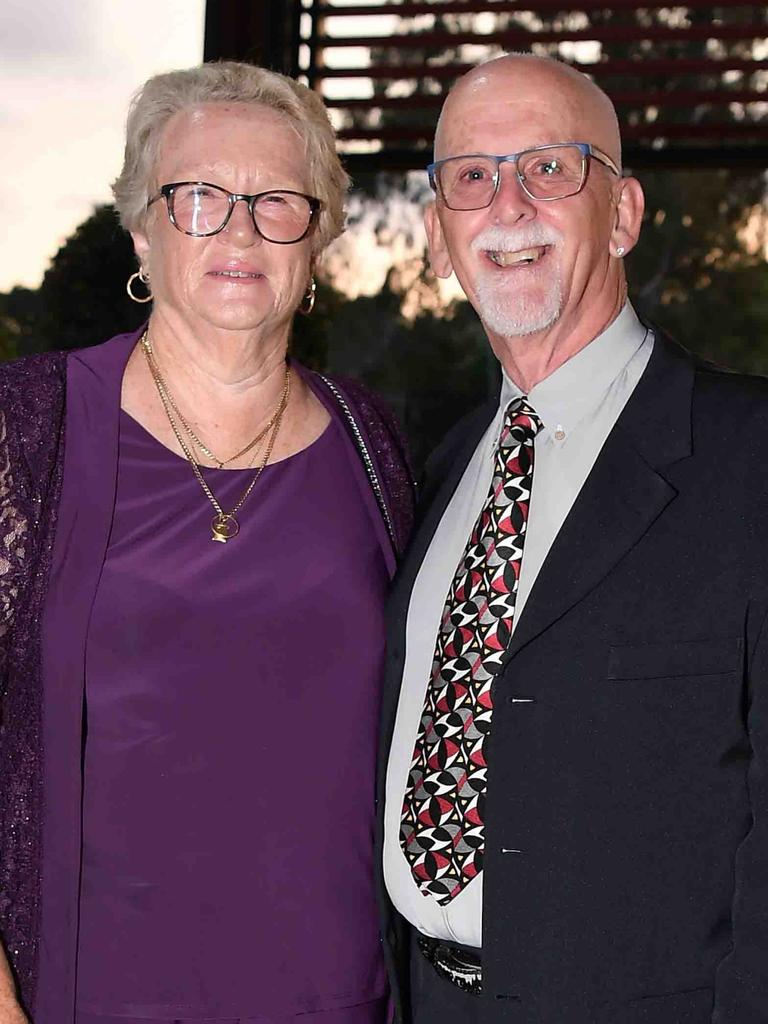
[
  {"xmin": 427, "ymin": 143, "xmax": 621, "ymax": 210},
  {"xmin": 147, "ymin": 181, "xmax": 321, "ymax": 243}
]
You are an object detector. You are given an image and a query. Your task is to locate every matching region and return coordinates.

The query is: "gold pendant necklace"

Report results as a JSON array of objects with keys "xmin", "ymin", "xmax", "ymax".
[
  {"xmin": 141, "ymin": 334, "xmax": 284, "ymax": 467},
  {"xmin": 141, "ymin": 331, "xmax": 291, "ymax": 542},
  {"xmin": 211, "ymin": 512, "xmax": 240, "ymax": 542}
]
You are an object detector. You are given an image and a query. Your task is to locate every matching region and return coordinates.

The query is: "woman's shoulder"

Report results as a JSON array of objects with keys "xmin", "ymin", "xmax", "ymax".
[
  {"xmin": 309, "ymin": 369, "xmax": 416, "ymax": 552},
  {"xmin": 0, "ymin": 349, "xmax": 68, "ymax": 402},
  {"xmin": 327, "ymin": 374, "xmax": 407, "ymax": 445},
  {"xmin": 0, "ymin": 350, "xmax": 68, "ymax": 460},
  {"xmin": 311, "ymin": 370, "xmax": 412, "ymax": 475}
]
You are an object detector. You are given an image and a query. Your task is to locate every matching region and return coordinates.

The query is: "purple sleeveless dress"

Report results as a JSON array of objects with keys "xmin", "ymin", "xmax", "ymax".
[{"xmin": 74, "ymin": 409, "xmax": 390, "ymax": 1023}]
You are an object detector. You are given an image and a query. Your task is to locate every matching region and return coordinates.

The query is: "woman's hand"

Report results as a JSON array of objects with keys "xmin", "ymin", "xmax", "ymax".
[
  {"xmin": 0, "ymin": 996, "xmax": 28, "ymax": 1024},
  {"xmin": 0, "ymin": 945, "xmax": 27, "ymax": 1024}
]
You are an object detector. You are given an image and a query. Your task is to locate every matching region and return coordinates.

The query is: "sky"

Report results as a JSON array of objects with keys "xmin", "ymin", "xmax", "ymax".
[
  {"xmin": 0, "ymin": 1, "xmax": 459, "ymax": 303},
  {"xmin": 1, "ymin": 0, "xmax": 206, "ymax": 292}
]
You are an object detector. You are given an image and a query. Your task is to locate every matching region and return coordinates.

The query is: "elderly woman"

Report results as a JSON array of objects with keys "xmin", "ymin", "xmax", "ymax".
[{"xmin": 0, "ymin": 63, "xmax": 413, "ymax": 1024}]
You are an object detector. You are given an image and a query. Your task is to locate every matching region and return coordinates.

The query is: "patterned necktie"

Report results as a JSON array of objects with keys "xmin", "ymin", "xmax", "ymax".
[{"xmin": 400, "ymin": 398, "xmax": 541, "ymax": 905}]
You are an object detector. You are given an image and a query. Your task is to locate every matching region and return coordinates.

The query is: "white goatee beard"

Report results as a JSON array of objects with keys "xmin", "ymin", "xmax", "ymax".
[
  {"xmin": 474, "ymin": 271, "xmax": 563, "ymax": 337},
  {"xmin": 470, "ymin": 225, "xmax": 563, "ymax": 338}
]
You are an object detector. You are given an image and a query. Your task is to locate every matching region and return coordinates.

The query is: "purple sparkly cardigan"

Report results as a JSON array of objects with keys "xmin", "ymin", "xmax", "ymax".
[{"xmin": 0, "ymin": 333, "xmax": 415, "ymax": 1017}]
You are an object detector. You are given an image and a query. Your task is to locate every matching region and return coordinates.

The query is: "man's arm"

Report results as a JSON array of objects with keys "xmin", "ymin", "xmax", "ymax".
[{"xmin": 712, "ymin": 601, "xmax": 768, "ymax": 1022}]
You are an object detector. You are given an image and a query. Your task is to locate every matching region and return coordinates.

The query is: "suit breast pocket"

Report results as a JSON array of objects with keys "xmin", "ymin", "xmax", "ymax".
[{"xmin": 607, "ymin": 637, "xmax": 743, "ymax": 682}]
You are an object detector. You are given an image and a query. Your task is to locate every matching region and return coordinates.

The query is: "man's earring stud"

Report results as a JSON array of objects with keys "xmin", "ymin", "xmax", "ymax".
[{"xmin": 615, "ymin": 246, "xmax": 625, "ymax": 257}]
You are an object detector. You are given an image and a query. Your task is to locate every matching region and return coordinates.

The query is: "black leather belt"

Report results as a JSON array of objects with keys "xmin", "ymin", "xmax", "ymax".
[{"xmin": 417, "ymin": 934, "xmax": 483, "ymax": 995}]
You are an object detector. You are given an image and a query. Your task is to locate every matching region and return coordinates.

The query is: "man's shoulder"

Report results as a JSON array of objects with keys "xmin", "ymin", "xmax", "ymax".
[
  {"xmin": 419, "ymin": 398, "xmax": 497, "ymax": 509},
  {"xmin": 656, "ymin": 326, "xmax": 768, "ymax": 403},
  {"xmin": 667, "ymin": 335, "xmax": 768, "ymax": 425},
  {"xmin": 427, "ymin": 399, "xmax": 496, "ymax": 466},
  {"xmin": 694, "ymin": 361, "xmax": 768, "ymax": 402},
  {"xmin": 643, "ymin": 328, "xmax": 768, "ymax": 473}
]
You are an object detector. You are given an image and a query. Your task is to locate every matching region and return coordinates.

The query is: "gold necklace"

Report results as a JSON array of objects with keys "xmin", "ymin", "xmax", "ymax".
[
  {"xmin": 141, "ymin": 334, "xmax": 283, "ymax": 468},
  {"xmin": 140, "ymin": 330, "xmax": 291, "ymax": 543}
]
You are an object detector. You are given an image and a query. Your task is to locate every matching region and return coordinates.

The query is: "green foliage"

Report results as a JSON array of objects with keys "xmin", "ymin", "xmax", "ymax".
[
  {"xmin": 628, "ymin": 169, "xmax": 768, "ymax": 373},
  {"xmin": 0, "ymin": 287, "xmax": 39, "ymax": 361},
  {"xmin": 289, "ymin": 277, "xmax": 346, "ymax": 370},
  {"xmin": 636, "ymin": 260, "xmax": 768, "ymax": 374},
  {"xmin": 33, "ymin": 205, "xmax": 147, "ymax": 352},
  {"xmin": 320, "ymin": 275, "xmax": 493, "ymax": 471},
  {"xmin": 358, "ymin": 298, "xmax": 494, "ymax": 472}
]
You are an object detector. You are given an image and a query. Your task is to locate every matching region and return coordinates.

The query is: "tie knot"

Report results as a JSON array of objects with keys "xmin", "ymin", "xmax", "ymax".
[{"xmin": 504, "ymin": 398, "xmax": 541, "ymax": 440}]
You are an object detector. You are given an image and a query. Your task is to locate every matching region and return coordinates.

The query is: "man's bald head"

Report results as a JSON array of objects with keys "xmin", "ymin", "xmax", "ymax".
[
  {"xmin": 424, "ymin": 50, "xmax": 645, "ymax": 377},
  {"xmin": 435, "ymin": 54, "xmax": 622, "ymax": 168}
]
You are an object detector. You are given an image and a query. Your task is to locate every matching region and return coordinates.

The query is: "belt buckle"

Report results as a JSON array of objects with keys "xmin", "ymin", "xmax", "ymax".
[{"xmin": 418, "ymin": 936, "xmax": 483, "ymax": 996}]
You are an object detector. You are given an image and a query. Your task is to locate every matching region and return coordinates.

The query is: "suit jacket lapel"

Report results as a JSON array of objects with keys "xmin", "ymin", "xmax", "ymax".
[{"xmin": 507, "ymin": 332, "xmax": 695, "ymax": 658}]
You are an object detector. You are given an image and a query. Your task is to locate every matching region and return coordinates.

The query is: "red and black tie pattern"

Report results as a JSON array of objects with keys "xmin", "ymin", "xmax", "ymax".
[{"xmin": 400, "ymin": 398, "xmax": 541, "ymax": 905}]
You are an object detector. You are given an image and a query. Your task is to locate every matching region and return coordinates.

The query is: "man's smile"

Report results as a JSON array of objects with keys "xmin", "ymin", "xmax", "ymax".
[{"xmin": 486, "ymin": 245, "xmax": 551, "ymax": 268}]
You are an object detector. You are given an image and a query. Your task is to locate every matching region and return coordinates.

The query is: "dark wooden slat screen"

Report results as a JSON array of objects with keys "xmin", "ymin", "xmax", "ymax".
[
  {"xmin": 327, "ymin": 90, "xmax": 767, "ymax": 107},
  {"xmin": 318, "ymin": 0, "xmax": 757, "ymax": 13},
  {"xmin": 320, "ymin": 25, "xmax": 765, "ymax": 47},
  {"xmin": 317, "ymin": 57, "xmax": 768, "ymax": 78},
  {"xmin": 300, "ymin": 0, "xmax": 768, "ymax": 171}
]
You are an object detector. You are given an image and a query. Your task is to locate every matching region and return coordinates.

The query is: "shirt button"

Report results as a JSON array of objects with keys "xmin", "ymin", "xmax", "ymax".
[{"xmin": 554, "ymin": 424, "xmax": 566, "ymax": 441}]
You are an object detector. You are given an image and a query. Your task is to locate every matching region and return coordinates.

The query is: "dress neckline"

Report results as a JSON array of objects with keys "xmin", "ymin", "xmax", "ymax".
[{"xmin": 119, "ymin": 406, "xmax": 332, "ymax": 474}]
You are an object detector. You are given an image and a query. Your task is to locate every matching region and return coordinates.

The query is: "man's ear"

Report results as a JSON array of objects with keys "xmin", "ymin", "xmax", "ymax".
[
  {"xmin": 610, "ymin": 176, "xmax": 645, "ymax": 258},
  {"xmin": 424, "ymin": 201, "xmax": 454, "ymax": 279}
]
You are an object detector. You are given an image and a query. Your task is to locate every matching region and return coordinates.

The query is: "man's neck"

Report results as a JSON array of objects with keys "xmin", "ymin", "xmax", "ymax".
[{"xmin": 488, "ymin": 294, "xmax": 626, "ymax": 393}]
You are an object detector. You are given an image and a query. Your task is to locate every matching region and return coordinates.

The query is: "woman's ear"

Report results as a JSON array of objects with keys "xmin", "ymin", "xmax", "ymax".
[{"xmin": 131, "ymin": 228, "xmax": 151, "ymax": 274}]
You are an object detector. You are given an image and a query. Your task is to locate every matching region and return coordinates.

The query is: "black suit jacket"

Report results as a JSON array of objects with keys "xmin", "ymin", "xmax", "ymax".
[{"xmin": 376, "ymin": 331, "xmax": 768, "ymax": 1024}]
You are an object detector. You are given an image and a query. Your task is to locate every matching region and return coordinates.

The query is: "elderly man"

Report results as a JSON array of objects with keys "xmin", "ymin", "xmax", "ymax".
[{"xmin": 377, "ymin": 54, "xmax": 768, "ymax": 1024}]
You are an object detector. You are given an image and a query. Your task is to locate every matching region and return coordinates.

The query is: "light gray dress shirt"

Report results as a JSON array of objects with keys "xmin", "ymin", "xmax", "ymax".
[{"xmin": 383, "ymin": 303, "xmax": 653, "ymax": 948}]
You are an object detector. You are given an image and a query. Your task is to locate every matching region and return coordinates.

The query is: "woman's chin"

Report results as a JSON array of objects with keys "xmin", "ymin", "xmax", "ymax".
[{"xmin": 187, "ymin": 302, "xmax": 282, "ymax": 336}]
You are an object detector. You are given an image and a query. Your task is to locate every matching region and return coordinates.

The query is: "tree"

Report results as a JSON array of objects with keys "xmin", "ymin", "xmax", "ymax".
[
  {"xmin": 627, "ymin": 169, "xmax": 768, "ymax": 373},
  {"xmin": 0, "ymin": 287, "xmax": 39, "ymax": 361},
  {"xmin": 30, "ymin": 205, "xmax": 147, "ymax": 352},
  {"xmin": 289, "ymin": 276, "xmax": 348, "ymax": 370},
  {"xmin": 322, "ymin": 269, "xmax": 495, "ymax": 471}
]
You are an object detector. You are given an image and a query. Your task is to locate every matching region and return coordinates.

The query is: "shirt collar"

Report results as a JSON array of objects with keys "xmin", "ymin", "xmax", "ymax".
[{"xmin": 499, "ymin": 303, "xmax": 650, "ymax": 435}]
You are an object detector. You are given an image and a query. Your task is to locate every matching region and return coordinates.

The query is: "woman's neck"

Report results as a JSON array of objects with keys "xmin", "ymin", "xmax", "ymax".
[
  {"xmin": 120, "ymin": 309, "xmax": 325, "ymax": 471},
  {"xmin": 145, "ymin": 307, "xmax": 291, "ymax": 397}
]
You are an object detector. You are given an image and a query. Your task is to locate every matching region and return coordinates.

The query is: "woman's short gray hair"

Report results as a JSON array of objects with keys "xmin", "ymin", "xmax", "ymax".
[{"xmin": 112, "ymin": 61, "xmax": 349, "ymax": 256}]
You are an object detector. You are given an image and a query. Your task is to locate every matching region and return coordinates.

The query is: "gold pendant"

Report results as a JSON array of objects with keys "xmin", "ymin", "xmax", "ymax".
[{"xmin": 211, "ymin": 513, "xmax": 240, "ymax": 543}]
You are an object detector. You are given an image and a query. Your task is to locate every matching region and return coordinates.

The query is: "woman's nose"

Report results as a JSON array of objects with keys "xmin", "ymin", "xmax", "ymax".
[{"xmin": 221, "ymin": 198, "xmax": 262, "ymax": 247}]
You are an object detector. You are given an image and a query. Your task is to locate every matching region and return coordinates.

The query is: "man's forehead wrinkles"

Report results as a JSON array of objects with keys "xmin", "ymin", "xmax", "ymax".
[
  {"xmin": 438, "ymin": 113, "xmax": 581, "ymax": 163},
  {"xmin": 443, "ymin": 94, "xmax": 570, "ymax": 140}
]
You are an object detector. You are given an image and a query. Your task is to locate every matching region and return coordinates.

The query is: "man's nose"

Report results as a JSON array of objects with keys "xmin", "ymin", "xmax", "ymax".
[
  {"xmin": 221, "ymin": 198, "xmax": 263, "ymax": 246},
  {"xmin": 492, "ymin": 164, "xmax": 537, "ymax": 222}
]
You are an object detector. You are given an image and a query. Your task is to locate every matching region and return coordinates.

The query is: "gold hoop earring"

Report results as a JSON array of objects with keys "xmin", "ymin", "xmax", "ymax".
[
  {"xmin": 127, "ymin": 268, "xmax": 153, "ymax": 304},
  {"xmin": 299, "ymin": 278, "xmax": 316, "ymax": 316}
]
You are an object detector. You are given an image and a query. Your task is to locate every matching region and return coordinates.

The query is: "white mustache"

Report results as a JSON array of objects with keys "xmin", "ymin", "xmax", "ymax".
[{"xmin": 471, "ymin": 226, "xmax": 561, "ymax": 253}]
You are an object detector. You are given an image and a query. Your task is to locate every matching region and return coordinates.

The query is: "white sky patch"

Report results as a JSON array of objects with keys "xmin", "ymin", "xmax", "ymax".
[{"xmin": 0, "ymin": 0, "xmax": 205, "ymax": 290}]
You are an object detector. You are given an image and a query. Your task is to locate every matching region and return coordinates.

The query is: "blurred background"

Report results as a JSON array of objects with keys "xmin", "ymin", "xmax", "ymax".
[{"xmin": 1, "ymin": 0, "xmax": 766, "ymax": 470}]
